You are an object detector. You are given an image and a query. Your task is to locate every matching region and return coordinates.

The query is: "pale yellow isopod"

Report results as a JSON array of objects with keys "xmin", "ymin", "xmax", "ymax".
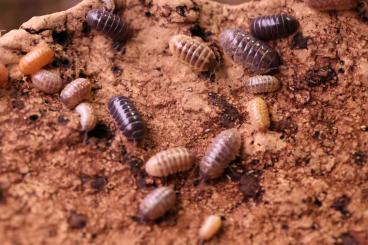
[
  {"xmin": 199, "ymin": 215, "xmax": 222, "ymax": 241},
  {"xmin": 248, "ymin": 97, "xmax": 270, "ymax": 132}
]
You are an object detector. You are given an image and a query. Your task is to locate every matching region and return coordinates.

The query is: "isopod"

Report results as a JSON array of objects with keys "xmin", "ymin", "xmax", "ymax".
[
  {"xmin": 145, "ymin": 147, "xmax": 195, "ymax": 177},
  {"xmin": 86, "ymin": 9, "xmax": 128, "ymax": 42},
  {"xmin": 60, "ymin": 78, "xmax": 92, "ymax": 109},
  {"xmin": 0, "ymin": 62, "xmax": 8, "ymax": 87},
  {"xmin": 169, "ymin": 34, "xmax": 218, "ymax": 72},
  {"xmin": 220, "ymin": 29, "xmax": 280, "ymax": 74},
  {"xmin": 199, "ymin": 215, "xmax": 222, "ymax": 241},
  {"xmin": 19, "ymin": 45, "xmax": 54, "ymax": 75},
  {"xmin": 304, "ymin": 0, "xmax": 359, "ymax": 10},
  {"xmin": 31, "ymin": 69, "xmax": 63, "ymax": 94},
  {"xmin": 138, "ymin": 186, "xmax": 176, "ymax": 221},
  {"xmin": 75, "ymin": 102, "xmax": 97, "ymax": 132},
  {"xmin": 245, "ymin": 75, "xmax": 280, "ymax": 94},
  {"xmin": 250, "ymin": 14, "xmax": 299, "ymax": 40},
  {"xmin": 200, "ymin": 129, "xmax": 242, "ymax": 180},
  {"xmin": 108, "ymin": 96, "xmax": 145, "ymax": 142},
  {"xmin": 248, "ymin": 97, "xmax": 270, "ymax": 132}
]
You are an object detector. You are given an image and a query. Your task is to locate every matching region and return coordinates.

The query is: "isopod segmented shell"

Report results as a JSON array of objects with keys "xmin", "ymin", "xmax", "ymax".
[
  {"xmin": 250, "ymin": 14, "xmax": 299, "ymax": 40},
  {"xmin": 139, "ymin": 186, "xmax": 176, "ymax": 221},
  {"xmin": 0, "ymin": 61, "xmax": 8, "ymax": 87},
  {"xmin": 60, "ymin": 78, "xmax": 92, "ymax": 109},
  {"xmin": 220, "ymin": 29, "xmax": 280, "ymax": 74},
  {"xmin": 145, "ymin": 147, "xmax": 195, "ymax": 177},
  {"xmin": 169, "ymin": 34, "xmax": 218, "ymax": 72},
  {"xmin": 108, "ymin": 96, "xmax": 145, "ymax": 142},
  {"xmin": 245, "ymin": 75, "xmax": 280, "ymax": 94},
  {"xmin": 31, "ymin": 69, "xmax": 63, "ymax": 94},
  {"xmin": 304, "ymin": 0, "xmax": 359, "ymax": 10},
  {"xmin": 248, "ymin": 97, "xmax": 270, "ymax": 132},
  {"xmin": 200, "ymin": 129, "xmax": 242, "ymax": 180},
  {"xmin": 75, "ymin": 102, "xmax": 97, "ymax": 132},
  {"xmin": 199, "ymin": 215, "xmax": 222, "ymax": 241},
  {"xmin": 19, "ymin": 45, "xmax": 54, "ymax": 75},
  {"xmin": 86, "ymin": 9, "xmax": 128, "ymax": 42}
]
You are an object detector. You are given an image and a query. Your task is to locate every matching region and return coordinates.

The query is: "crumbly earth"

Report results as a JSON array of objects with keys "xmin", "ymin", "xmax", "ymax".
[{"xmin": 0, "ymin": 0, "xmax": 367, "ymax": 244}]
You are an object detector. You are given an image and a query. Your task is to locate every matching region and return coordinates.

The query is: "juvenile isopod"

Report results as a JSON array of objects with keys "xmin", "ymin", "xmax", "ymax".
[
  {"xmin": 250, "ymin": 14, "xmax": 299, "ymax": 40},
  {"xmin": 31, "ymin": 69, "xmax": 63, "ymax": 94},
  {"xmin": 220, "ymin": 29, "xmax": 280, "ymax": 74},
  {"xmin": 304, "ymin": 0, "xmax": 359, "ymax": 10},
  {"xmin": 19, "ymin": 45, "xmax": 54, "ymax": 75},
  {"xmin": 75, "ymin": 102, "xmax": 97, "ymax": 132},
  {"xmin": 0, "ymin": 61, "xmax": 8, "ymax": 87},
  {"xmin": 86, "ymin": 9, "xmax": 129, "ymax": 43},
  {"xmin": 248, "ymin": 97, "xmax": 270, "ymax": 132},
  {"xmin": 199, "ymin": 129, "xmax": 242, "ymax": 180},
  {"xmin": 108, "ymin": 96, "xmax": 145, "ymax": 143},
  {"xmin": 245, "ymin": 75, "xmax": 280, "ymax": 94},
  {"xmin": 138, "ymin": 186, "xmax": 176, "ymax": 221},
  {"xmin": 169, "ymin": 34, "xmax": 218, "ymax": 72},
  {"xmin": 145, "ymin": 147, "xmax": 195, "ymax": 177},
  {"xmin": 60, "ymin": 78, "xmax": 92, "ymax": 109},
  {"xmin": 199, "ymin": 215, "xmax": 222, "ymax": 241}
]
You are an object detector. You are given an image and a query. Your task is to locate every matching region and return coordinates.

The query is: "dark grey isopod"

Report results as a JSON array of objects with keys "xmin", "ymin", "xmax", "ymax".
[
  {"xmin": 250, "ymin": 14, "xmax": 299, "ymax": 40},
  {"xmin": 86, "ymin": 9, "xmax": 128, "ymax": 42},
  {"xmin": 108, "ymin": 96, "xmax": 145, "ymax": 142},
  {"xmin": 220, "ymin": 29, "xmax": 280, "ymax": 74},
  {"xmin": 139, "ymin": 187, "xmax": 176, "ymax": 221}
]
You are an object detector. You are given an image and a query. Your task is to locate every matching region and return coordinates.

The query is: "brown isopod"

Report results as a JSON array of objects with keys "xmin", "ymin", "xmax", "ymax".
[
  {"xmin": 31, "ymin": 69, "xmax": 63, "ymax": 94},
  {"xmin": 245, "ymin": 75, "xmax": 280, "ymax": 94},
  {"xmin": 248, "ymin": 97, "xmax": 270, "ymax": 132},
  {"xmin": 250, "ymin": 14, "xmax": 299, "ymax": 40},
  {"xmin": 138, "ymin": 186, "xmax": 176, "ymax": 221},
  {"xmin": 199, "ymin": 215, "xmax": 222, "ymax": 241},
  {"xmin": 19, "ymin": 45, "xmax": 54, "ymax": 75},
  {"xmin": 60, "ymin": 78, "xmax": 92, "ymax": 109},
  {"xmin": 169, "ymin": 34, "xmax": 218, "ymax": 72},
  {"xmin": 220, "ymin": 29, "xmax": 280, "ymax": 75},
  {"xmin": 200, "ymin": 129, "xmax": 242, "ymax": 180},
  {"xmin": 145, "ymin": 147, "xmax": 195, "ymax": 177},
  {"xmin": 75, "ymin": 102, "xmax": 97, "ymax": 132},
  {"xmin": 304, "ymin": 0, "xmax": 359, "ymax": 10},
  {"xmin": 0, "ymin": 61, "xmax": 8, "ymax": 87}
]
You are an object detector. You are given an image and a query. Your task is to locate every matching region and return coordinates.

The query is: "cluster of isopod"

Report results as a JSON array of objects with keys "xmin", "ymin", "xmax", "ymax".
[{"xmin": 3, "ymin": 0, "xmax": 365, "ymax": 242}]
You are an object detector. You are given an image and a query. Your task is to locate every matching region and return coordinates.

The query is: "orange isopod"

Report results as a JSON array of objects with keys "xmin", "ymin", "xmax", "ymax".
[
  {"xmin": 60, "ymin": 78, "xmax": 92, "ymax": 109},
  {"xmin": 248, "ymin": 97, "xmax": 270, "ymax": 132},
  {"xmin": 145, "ymin": 147, "xmax": 195, "ymax": 177},
  {"xmin": 0, "ymin": 61, "xmax": 8, "ymax": 87},
  {"xmin": 169, "ymin": 34, "xmax": 218, "ymax": 72},
  {"xmin": 19, "ymin": 45, "xmax": 54, "ymax": 75},
  {"xmin": 31, "ymin": 69, "xmax": 63, "ymax": 94}
]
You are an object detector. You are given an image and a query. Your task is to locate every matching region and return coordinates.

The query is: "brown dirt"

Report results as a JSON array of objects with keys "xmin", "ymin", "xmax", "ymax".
[{"xmin": 0, "ymin": 0, "xmax": 367, "ymax": 244}]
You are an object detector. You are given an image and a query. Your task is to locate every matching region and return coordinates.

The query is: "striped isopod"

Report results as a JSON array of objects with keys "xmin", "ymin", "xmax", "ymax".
[
  {"xmin": 19, "ymin": 45, "xmax": 54, "ymax": 75},
  {"xmin": 0, "ymin": 61, "xmax": 8, "ymax": 87},
  {"xmin": 245, "ymin": 75, "xmax": 280, "ymax": 94},
  {"xmin": 60, "ymin": 78, "xmax": 92, "ymax": 109},
  {"xmin": 199, "ymin": 129, "xmax": 242, "ymax": 180},
  {"xmin": 248, "ymin": 97, "xmax": 270, "ymax": 132},
  {"xmin": 199, "ymin": 215, "xmax": 222, "ymax": 241},
  {"xmin": 86, "ymin": 9, "xmax": 128, "ymax": 42},
  {"xmin": 75, "ymin": 102, "xmax": 97, "ymax": 132},
  {"xmin": 31, "ymin": 70, "xmax": 63, "ymax": 94},
  {"xmin": 145, "ymin": 147, "xmax": 195, "ymax": 177},
  {"xmin": 304, "ymin": 0, "xmax": 359, "ymax": 10},
  {"xmin": 220, "ymin": 29, "xmax": 280, "ymax": 74},
  {"xmin": 108, "ymin": 96, "xmax": 145, "ymax": 142},
  {"xmin": 250, "ymin": 14, "xmax": 299, "ymax": 40},
  {"xmin": 139, "ymin": 186, "xmax": 176, "ymax": 221},
  {"xmin": 169, "ymin": 34, "xmax": 218, "ymax": 72}
]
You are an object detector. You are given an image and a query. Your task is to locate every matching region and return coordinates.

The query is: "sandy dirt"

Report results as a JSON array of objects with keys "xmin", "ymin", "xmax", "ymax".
[{"xmin": 0, "ymin": 0, "xmax": 367, "ymax": 244}]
